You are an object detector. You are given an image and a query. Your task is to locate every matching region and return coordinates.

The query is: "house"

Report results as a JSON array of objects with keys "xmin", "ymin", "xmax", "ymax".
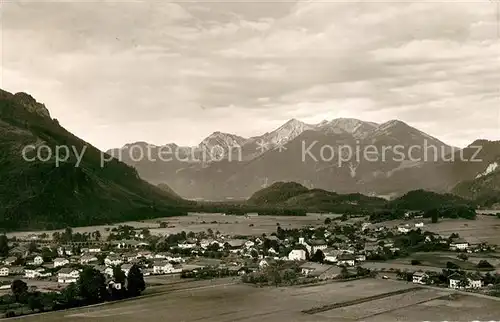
[
  {"xmin": 88, "ymin": 247, "xmax": 102, "ymax": 253},
  {"xmin": 153, "ymin": 260, "xmax": 182, "ymax": 275},
  {"xmin": 224, "ymin": 239, "xmax": 246, "ymax": 250},
  {"xmin": 244, "ymin": 240, "xmax": 255, "ymax": 248},
  {"xmin": 448, "ymin": 273, "xmax": 483, "ymax": 289},
  {"xmin": 3, "ymin": 257, "xmax": 17, "ymax": 266},
  {"xmin": 177, "ymin": 241, "xmax": 197, "ymax": 249},
  {"xmin": 415, "ymin": 222, "xmax": 424, "ymax": 228},
  {"xmin": 412, "ymin": 271, "xmax": 429, "ymax": 284},
  {"xmin": 398, "ymin": 226, "xmax": 410, "ymax": 233},
  {"xmin": 299, "ymin": 262, "xmax": 342, "ymax": 280},
  {"xmin": 57, "ymin": 246, "xmax": 73, "ymax": 256},
  {"xmin": 450, "ymin": 238, "xmax": 469, "ymax": 251},
  {"xmin": 105, "ymin": 255, "xmax": 123, "ymax": 267},
  {"xmin": 9, "ymin": 246, "xmax": 29, "ymax": 258},
  {"xmin": 258, "ymin": 258, "xmax": 275, "ymax": 269},
  {"xmin": 355, "ymin": 254, "xmax": 366, "ymax": 262},
  {"xmin": 57, "ymin": 268, "xmax": 81, "ymax": 284},
  {"xmin": 30, "ymin": 256, "xmax": 44, "ymax": 266},
  {"xmin": 53, "ymin": 258, "xmax": 70, "ymax": 268},
  {"xmin": 25, "ymin": 267, "xmax": 51, "ymax": 279},
  {"xmin": 309, "ymin": 239, "xmax": 328, "ymax": 254},
  {"xmin": 0, "ymin": 267, "xmax": 9, "ymax": 276},
  {"xmin": 136, "ymin": 251, "xmax": 153, "ymax": 259},
  {"xmin": 288, "ymin": 249, "xmax": 307, "ymax": 261},
  {"xmin": 80, "ymin": 254, "xmax": 98, "ymax": 265},
  {"xmin": 337, "ymin": 254, "xmax": 356, "ymax": 267},
  {"xmin": 323, "ymin": 249, "xmax": 342, "ymax": 263}
]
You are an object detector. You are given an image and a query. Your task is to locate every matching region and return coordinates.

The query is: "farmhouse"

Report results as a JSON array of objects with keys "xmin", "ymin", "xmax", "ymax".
[
  {"xmin": 105, "ymin": 255, "xmax": 123, "ymax": 267},
  {"xmin": 412, "ymin": 271, "xmax": 429, "ymax": 285},
  {"xmin": 153, "ymin": 261, "xmax": 182, "ymax": 275},
  {"xmin": 450, "ymin": 238, "xmax": 469, "ymax": 251},
  {"xmin": 448, "ymin": 273, "xmax": 483, "ymax": 289},
  {"xmin": 80, "ymin": 254, "xmax": 98, "ymax": 265},
  {"xmin": 3, "ymin": 257, "xmax": 17, "ymax": 266},
  {"xmin": 288, "ymin": 249, "xmax": 307, "ymax": 261},
  {"xmin": 58, "ymin": 268, "xmax": 81, "ymax": 284},
  {"xmin": 54, "ymin": 258, "xmax": 70, "ymax": 268},
  {"xmin": 337, "ymin": 254, "xmax": 356, "ymax": 267},
  {"xmin": 0, "ymin": 267, "xmax": 9, "ymax": 276},
  {"xmin": 300, "ymin": 262, "xmax": 342, "ymax": 280}
]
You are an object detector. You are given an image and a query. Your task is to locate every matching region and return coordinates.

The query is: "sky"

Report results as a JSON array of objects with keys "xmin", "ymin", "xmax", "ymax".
[{"xmin": 1, "ymin": 0, "xmax": 499, "ymax": 151}]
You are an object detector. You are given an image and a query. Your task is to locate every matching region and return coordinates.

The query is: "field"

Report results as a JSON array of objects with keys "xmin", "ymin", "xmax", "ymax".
[
  {"xmin": 374, "ymin": 215, "xmax": 500, "ymax": 245},
  {"xmin": 11, "ymin": 279, "xmax": 500, "ymax": 322},
  {"xmin": 5, "ymin": 213, "xmax": 330, "ymax": 239}
]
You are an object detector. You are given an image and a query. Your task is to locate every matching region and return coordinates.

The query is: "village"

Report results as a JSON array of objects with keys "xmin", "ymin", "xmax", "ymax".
[{"xmin": 1, "ymin": 212, "xmax": 499, "ymax": 306}]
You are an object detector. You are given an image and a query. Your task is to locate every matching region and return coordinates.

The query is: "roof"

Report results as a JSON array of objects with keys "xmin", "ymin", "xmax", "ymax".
[
  {"xmin": 338, "ymin": 254, "xmax": 356, "ymax": 260},
  {"xmin": 413, "ymin": 271, "xmax": 428, "ymax": 277},
  {"xmin": 451, "ymin": 238, "xmax": 468, "ymax": 244},
  {"xmin": 121, "ymin": 264, "xmax": 133, "ymax": 270},
  {"xmin": 58, "ymin": 267, "xmax": 78, "ymax": 274},
  {"xmin": 309, "ymin": 239, "xmax": 327, "ymax": 246},
  {"xmin": 225, "ymin": 239, "xmax": 246, "ymax": 248},
  {"xmin": 300, "ymin": 262, "xmax": 325, "ymax": 270}
]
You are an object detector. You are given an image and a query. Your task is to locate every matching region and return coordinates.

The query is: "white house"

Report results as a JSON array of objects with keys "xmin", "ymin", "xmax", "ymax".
[
  {"xmin": 105, "ymin": 255, "xmax": 123, "ymax": 267},
  {"xmin": 298, "ymin": 237, "xmax": 327, "ymax": 254},
  {"xmin": 415, "ymin": 222, "xmax": 424, "ymax": 228},
  {"xmin": 153, "ymin": 261, "xmax": 182, "ymax": 275},
  {"xmin": 450, "ymin": 238, "xmax": 469, "ymax": 251},
  {"xmin": 398, "ymin": 226, "xmax": 410, "ymax": 233},
  {"xmin": 53, "ymin": 258, "xmax": 70, "ymax": 268},
  {"xmin": 58, "ymin": 268, "xmax": 81, "ymax": 284},
  {"xmin": 25, "ymin": 268, "xmax": 51, "ymax": 279},
  {"xmin": 323, "ymin": 249, "xmax": 341, "ymax": 263},
  {"xmin": 80, "ymin": 254, "xmax": 98, "ymax": 264},
  {"xmin": 448, "ymin": 273, "xmax": 483, "ymax": 289},
  {"xmin": 288, "ymin": 249, "xmax": 307, "ymax": 261},
  {"xmin": 337, "ymin": 254, "xmax": 356, "ymax": 267},
  {"xmin": 3, "ymin": 257, "xmax": 16, "ymax": 266},
  {"xmin": 88, "ymin": 247, "xmax": 102, "ymax": 253},
  {"xmin": 33, "ymin": 256, "xmax": 44, "ymax": 266},
  {"xmin": 177, "ymin": 241, "xmax": 197, "ymax": 249},
  {"xmin": 412, "ymin": 271, "xmax": 429, "ymax": 284},
  {"xmin": 0, "ymin": 267, "xmax": 9, "ymax": 277}
]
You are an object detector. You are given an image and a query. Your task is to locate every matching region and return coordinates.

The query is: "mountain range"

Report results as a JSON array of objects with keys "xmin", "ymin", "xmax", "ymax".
[{"xmin": 108, "ymin": 117, "xmax": 500, "ymax": 204}]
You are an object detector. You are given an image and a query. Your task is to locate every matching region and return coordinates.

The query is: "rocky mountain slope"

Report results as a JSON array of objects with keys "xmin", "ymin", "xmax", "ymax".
[{"xmin": 0, "ymin": 89, "xmax": 189, "ymax": 230}]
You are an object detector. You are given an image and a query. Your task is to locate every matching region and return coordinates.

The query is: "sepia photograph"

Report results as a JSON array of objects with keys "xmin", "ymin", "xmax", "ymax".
[{"xmin": 0, "ymin": 0, "xmax": 499, "ymax": 321}]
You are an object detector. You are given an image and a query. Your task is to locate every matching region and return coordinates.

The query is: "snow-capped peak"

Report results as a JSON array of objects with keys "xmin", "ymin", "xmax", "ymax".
[
  {"xmin": 319, "ymin": 118, "xmax": 378, "ymax": 138},
  {"xmin": 199, "ymin": 132, "xmax": 248, "ymax": 150},
  {"xmin": 263, "ymin": 119, "xmax": 315, "ymax": 145}
]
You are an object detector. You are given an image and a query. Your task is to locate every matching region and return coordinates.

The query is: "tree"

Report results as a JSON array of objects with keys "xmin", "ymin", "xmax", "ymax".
[
  {"xmin": 446, "ymin": 261, "xmax": 460, "ymax": 269},
  {"xmin": 59, "ymin": 282, "xmax": 79, "ymax": 308},
  {"xmin": 0, "ymin": 234, "xmax": 9, "ymax": 257},
  {"xmin": 311, "ymin": 250, "xmax": 325, "ymax": 263},
  {"xmin": 431, "ymin": 211, "xmax": 439, "ymax": 223},
  {"xmin": 11, "ymin": 279, "xmax": 28, "ymax": 302},
  {"xmin": 457, "ymin": 253, "xmax": 468, "ymax": 261},
  {"xmin": 411, "ymin": 259, "xmax": 422, "ymax": 265},
  {"xmin": 28, "ymin": 241, "xmax": 38, "ymax": 253},
  {"xmin": 126, "ymin": 265, "xmax": 146, "ymax": 297},
  {"xmin": 324, "ymin": 218, "xmax": 332, "ymax": 225},
  {"xmin": 340, "ymin": 266, "xmax": 349, "ymax": 279},
  {"xmin": 110, "ymin": 266, "xmax": 127, "ymax": 300},
  {"xmin": 77, "ymin": 267, "xmax": 107, "ymax": 304},
  {"xmin": 27, "ymin": 292, "xmax": 43, "ymax": 312}
]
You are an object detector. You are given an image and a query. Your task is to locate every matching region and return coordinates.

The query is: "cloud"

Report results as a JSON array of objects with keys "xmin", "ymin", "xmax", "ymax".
[{"xmin": 1, "ymin": 0, "xmax": 498, "ymax": 150}]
